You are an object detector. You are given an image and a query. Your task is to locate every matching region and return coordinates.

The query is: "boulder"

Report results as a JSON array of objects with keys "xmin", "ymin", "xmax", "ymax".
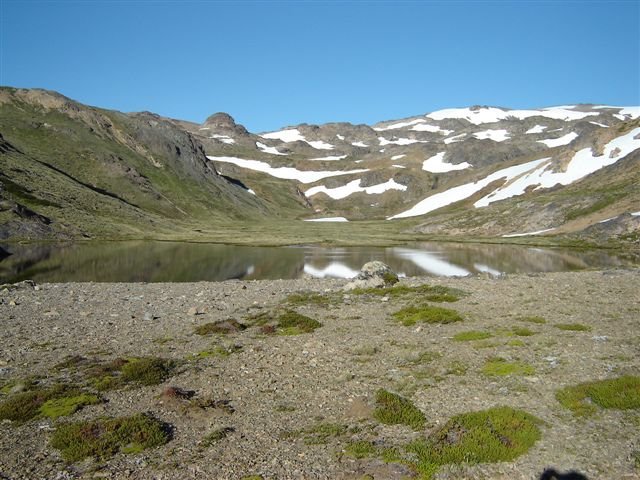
[{"xmin": 343, "ymin": 261, "xmax": 399, "ymax": 291}]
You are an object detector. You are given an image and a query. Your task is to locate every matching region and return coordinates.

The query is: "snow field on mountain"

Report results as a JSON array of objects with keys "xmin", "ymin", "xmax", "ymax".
[
  {"xmin": 260, "ymin": 128, "xmax": 334, "ymax": 150},
  {"xmin": 206, "ymin": 156, "xmax": 368, "ymax": 183},
  {"xmin": 309, "ymin": 155, "xmax": 348, "ymax": 161},
  {"xmin": 537, "ymin": 132, "xmax": 578, "ymax": 148},
  {"xmin": 256, "ymin": 142, "xmax": 287, "ymax": 155},
  {"xmin": 303, "ymin": 217, "xmax": 349, "ymax": 223},
  {"xmin": 305, "ymin": 178, "xmax": 407, "ymax": 200},
  {"xmin": 422, "ymin": 152, "xmax": 472, "ymax": 173},
  {"xmin": 476, "ymin": 127, "xmax": 640, "ymax": 207},
  {"xmin": 210, "ymin": 134, "xmax": 235, "ymax": 144},
  {"xmin": 473, "ymin": 129, "xmax": 510, "ymax": 142},
  {"xmin": 426, "ymin": 106, "xmax": 600, "ymax": 125},
  {"xmin": 526, "ymin": 125, "xmax": 547, "ymax": 134},
  {"xmin": 388, "ymin": 158, "xmax": 550, "ymax": 219},
  {"xmin": 352, "ymin": 141, "xmax": 368, "ymax": 147}
]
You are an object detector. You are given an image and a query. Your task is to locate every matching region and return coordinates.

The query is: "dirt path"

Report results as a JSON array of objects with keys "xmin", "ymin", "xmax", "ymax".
[{"xmin": 0, "ymin": 269, "xmax": 639, "ymax": 479}]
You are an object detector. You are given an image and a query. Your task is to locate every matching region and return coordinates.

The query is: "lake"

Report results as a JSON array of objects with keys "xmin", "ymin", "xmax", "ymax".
[{"xmin": 0, "ymin": 241, "xmax": 637, "ymax": 283}]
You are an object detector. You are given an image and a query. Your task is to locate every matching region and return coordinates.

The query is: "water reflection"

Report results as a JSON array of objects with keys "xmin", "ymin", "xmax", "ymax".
[{"xmin": 0, "ymin": 241, "xmax": 636, "ymax": 283}]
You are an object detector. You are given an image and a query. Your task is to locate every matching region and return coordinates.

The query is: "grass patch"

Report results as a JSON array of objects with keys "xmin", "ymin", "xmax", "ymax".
[
  {"xmin": 482, "ymin": 358, "xmax": 534, "ymax": 377},
  {"xmin": 40, "ymin": 394, "xmax": 101, "ymax": 419},
  {"xmin": 555, "ymin": 323, "xmax": 592, "ymax": 332},
  {"xmin": 302, "ymin": 422, "xmax": 348, "ymax": 445},
  {"xmin": 87, "ymin": 357, "xmax": 176, "ymax": 390},
  {"xmin": 404, "ymin": 350, "xmax": 442, "ymax": 365},
  {"xmin": 0, "ymin": 384, "xmax": 100, "ymax": 423},
  {"xmin": 276, "ymin": 310, "xmax": 322, "ymax": 335},
  {"xmin": 373, "ymin": 389, "xmax": 426, "ymax": 430},
  {"xmin": 556, "ymin": 375, "xmax": 640, "ymax": 416},
  {"xmin": 408, "ymin": 406, "xmax": 542, "ymax": 478},
  {"xmin": 453, "ymin": 330, "xmax": 492, "ymax": 342},
  {"xmin": 512, "ymin": 327, "xmax": 535, "ymax": 337},
  {"xmin": 50, "ymin": 413, "xmax": 170, "ymax": 461},
  {"xmin": 345, "ymin": 440, "xmax": 378, "ymax": 459},
  {"xmin": 194, "ymin": 319, "xmax": 246, "ymax": 336},
  {"xmin": 507, "ymin": 339, "xmax": 526, "ymax": 347},
  {"xmin": 518, "ymin": 315, "xmax": 546, "ymax": 324},
  {"xmin": 393, "ymin": 304, "xmax": 463, "ymax": 326},
  {"xmin": 352, "ymin": 284, "xmax": 463, "ymax": 302}
]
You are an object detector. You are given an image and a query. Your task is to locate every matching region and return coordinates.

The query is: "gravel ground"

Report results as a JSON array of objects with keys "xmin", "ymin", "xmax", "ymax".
[{"xmin": 0, "ymin": 269, "xmax": 639, "ymax": 480}]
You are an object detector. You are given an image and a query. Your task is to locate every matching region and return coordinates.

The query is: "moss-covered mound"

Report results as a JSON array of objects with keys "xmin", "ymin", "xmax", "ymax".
[
  {"xmin": 556, "ymin": 375, "xmax": 640, "ymax": 416},
  {"xmin": 50, "ymin": 413, "xmax": 171, "ymax": 461}
]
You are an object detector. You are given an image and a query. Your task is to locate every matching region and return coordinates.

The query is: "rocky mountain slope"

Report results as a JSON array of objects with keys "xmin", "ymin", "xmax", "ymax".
[{"xmin": 1, "ymin": 87, "xmax": 639, "ymax": 244}]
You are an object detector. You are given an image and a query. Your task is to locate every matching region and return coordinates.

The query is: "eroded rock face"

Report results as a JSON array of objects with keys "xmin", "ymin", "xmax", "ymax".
[{"xmin": 343, "ymin": 261, "xmax": 399, "ymax": 290}]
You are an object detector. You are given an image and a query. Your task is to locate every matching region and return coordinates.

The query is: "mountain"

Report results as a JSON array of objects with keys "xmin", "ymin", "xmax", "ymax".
[{"xmin": 1, "ymin": 87, "xmax": 638, "ymax": 246}]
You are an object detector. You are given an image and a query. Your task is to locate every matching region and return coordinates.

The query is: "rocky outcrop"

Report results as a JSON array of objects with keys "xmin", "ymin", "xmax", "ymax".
[{"xmin": 343, "ymin": 261, "xmax": 399, "ymax": 290}]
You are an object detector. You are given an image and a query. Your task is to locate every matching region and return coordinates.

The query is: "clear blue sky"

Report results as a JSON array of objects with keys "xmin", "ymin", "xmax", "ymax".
[{"xmin": 1, "ymin": 0, "xmax": 639, "ymax": 132}]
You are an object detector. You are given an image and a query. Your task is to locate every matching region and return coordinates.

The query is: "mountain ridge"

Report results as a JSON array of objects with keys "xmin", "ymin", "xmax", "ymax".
[{"xmin": 1, "ymin": 87, "xmax": 638, "ymax": 246}]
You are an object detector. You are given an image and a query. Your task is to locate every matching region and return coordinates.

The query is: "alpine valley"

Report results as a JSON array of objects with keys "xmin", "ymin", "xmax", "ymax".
[{"xmin": 1, "ymin": 87, "xmax": 638, "ymax": 247}]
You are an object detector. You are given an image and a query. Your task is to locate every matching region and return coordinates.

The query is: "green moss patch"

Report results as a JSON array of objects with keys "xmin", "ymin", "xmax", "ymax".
[
  {"xmin": 345, "ymin": 440, "xmax": 378, "ymax": 458},
  {"xmin": 194, "ymin": 319, "xmax": 246, "ymax": 336},
  {"xmin": 512, "ymin": 327, "xmax": 536, "ymax": 337},
  {"xmin": 50, "ymin": 413, "xmax": 171, "ymax": 461},
  {"xmin": 302, "ymin": 422, "xmax": 348, "ymax": 445},
  {"xmin": 555, "ymin": 323, "xmax": 592, "ymax": 332},
  {"xmin": 373, "ymin": 389, "xmax": 426, "ymax": 430},
  {"xmin": 482, "ymin": 358, "xmax": 534, "ymax": 377},
  {"xmin": 276, "ymin": 310, "xmax": 322, "ymax": 335},
  {"xmin": 352, "ymin": 284, "xmax": 463, "ymax": 302},
  {"xmin": 393, "ymin": 305, "xmax": 463, "ymax": 326},
  {"xmin": 453, "ymin": 330, "xmax": 492, "ymax": 342},
  {"xmin": 556, "ymin": 375, "xmax": 640, "ymax": 416},
  {"xmin": 40, "ymin": 394, "xmax": 101, "ymax": 419},
  {"xmin": 0, "ymin": 384, "xmax": 100, "ymax": 424},
  {"xmin": 518, "ymin": 315, "xmax": 546, "ymax": 324},
  {"xmin": 408, "ymin": 406, "xmax": 542, "ymax": 478},
  {"xmin": 87, "ymin": 357, "xmax": 176, "ymax": 390}
]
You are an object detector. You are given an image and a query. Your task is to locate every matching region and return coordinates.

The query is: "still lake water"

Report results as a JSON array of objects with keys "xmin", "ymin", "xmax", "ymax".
[{"xmin": 0, "ymin": 241, "xmax": 637, "ymax": 283}]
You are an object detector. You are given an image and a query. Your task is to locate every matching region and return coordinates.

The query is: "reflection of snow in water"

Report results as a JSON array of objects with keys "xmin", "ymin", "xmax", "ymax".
[
  {"xmin": 246, "ymin": 265, "xmax": 255, "ymax": 276},
  {"xmin": 473, "ymin": 263, "xmax": 502, "ymax": 276},
  {"xmin": 304, "ymin": 262, "xmax": 359, "ymax": 279},
  {"xmin": 392, "ymin": 248, "xmax": 470, "ymax": 277}
]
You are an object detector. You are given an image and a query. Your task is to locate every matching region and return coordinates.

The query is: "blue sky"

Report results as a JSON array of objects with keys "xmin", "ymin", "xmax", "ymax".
[{"xmin": 1, "ymin": 0, "xmax": 639, "ymax": 132}]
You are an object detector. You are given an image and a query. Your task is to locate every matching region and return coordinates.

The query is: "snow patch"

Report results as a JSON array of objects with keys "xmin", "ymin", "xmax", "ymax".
[
  {"xmin": 352, "ymin": 141, "xmax": 368, "ymax": 147},
  {"xmin": 474, "ymin": 263, "xmax": 502, "ymax": 276},
  {"xmin": 473, "ymin": 129, "xmax": 510, "ymax": 142},
  {"xmin": 444, "ymin": 133, "xmax": 466, "ymax": 144},
  {"xmin": 422, "ymin": 152, "xmax": 472, "ymax": 173},
  {"xmin": 391, "ymin": 154, "xmax": 406, "ymax": 160},
  {"xmin": 537, "ymin": 132, "xmax": 578, "ymax": 148},
  {"xmin": 260, "ymin": 128, "xmax": 334, "ymax": 150},
  {"xmin": 261, "ymin": 128, "xmax": 306, "ymax": 143},
  {"xmin": 247, "ymin": 189, "xmax": 256, "ymax": 195},
  {"xmin": 502, "ymin": 228, "xmax": 555, "ymax": 238},
  {"xmin": 304, "ymin": 217, "xmax": 349, "ymax": 222},
  {"xmin": 256, "ymin": 141, "xmax": 287, "ymax": 156},
  {"xmin": 305, "ymin": 178, "xmax": 407, "ymax": 200},
  {"xmin": 590, "ymin": 121, "xmax": 608, "ymax": 128},
  {"xmin": 411, "ymin": 123, "xmax": 454, "ymax": 135},
  {"xmin": 309, "ymin": 155, "xmax": 348, "ymax": 161},
  {"xmin": 336, "ymin": 134, "xmax": 345, "ymax": 140},
  {"xmin": 525, "ymin": 125, "xmax": 547, "ymax": 134},
  {"xmin": 210, "ymin": 134, "xmax": 235, "ymax": 144},
  {"xmin": 392, "ymin": 164, "xmax": 406, "ymax": 169},
  {"xmin": 631, "ymin": 211, "xmax": 640, "ymax": 216},
  {"xmin": 207, "ymin": 156, "xmax": 368, "ymax": 184}
]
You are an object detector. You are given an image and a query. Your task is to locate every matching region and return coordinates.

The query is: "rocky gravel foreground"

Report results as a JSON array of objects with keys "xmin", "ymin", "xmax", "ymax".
[{"xmin": 0, "ymin": 269, "xmax": 639, "ymax": 480}]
